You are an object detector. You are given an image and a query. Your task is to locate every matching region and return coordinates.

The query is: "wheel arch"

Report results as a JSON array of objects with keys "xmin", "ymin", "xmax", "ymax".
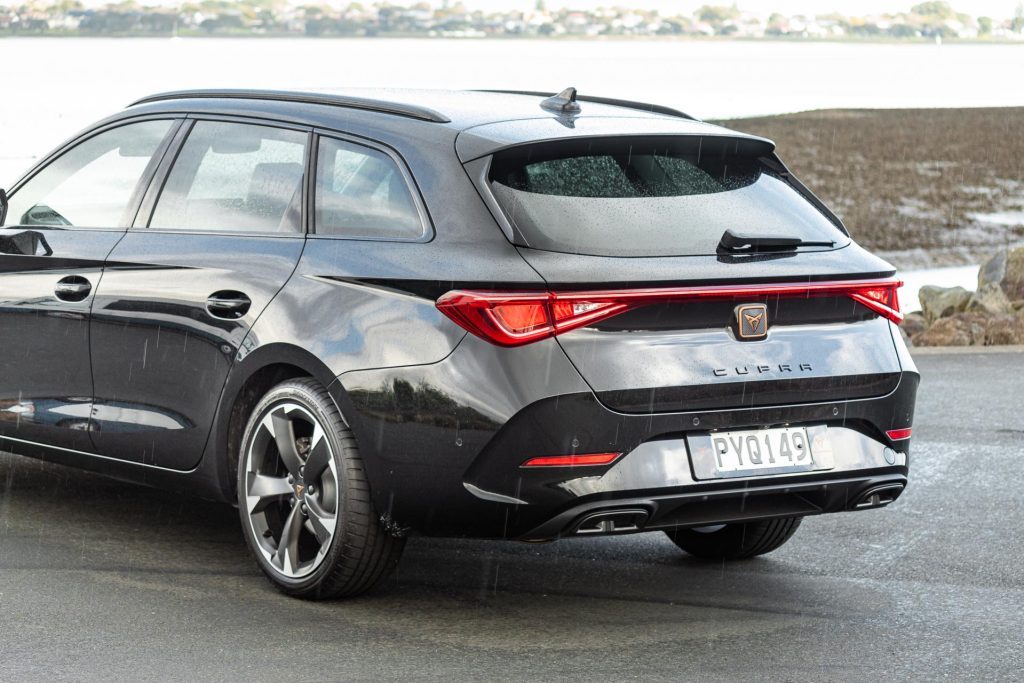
[{"xmin": 203, "ymin": 343, "xmax": 354, "ymax": 502}]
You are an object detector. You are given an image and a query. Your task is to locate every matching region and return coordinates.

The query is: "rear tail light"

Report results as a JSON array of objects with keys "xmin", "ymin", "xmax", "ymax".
[
  {"xmin": 521, "ymin": 452, "xmax": 622, "ymax": 468},
  {"xmin": 847, "ymin": 283, "xmax": 902, "ymax": 324},
  {"xmin": 886, "ymin": 428, "xmax": 913, "ymax": 441},
  {"xmin": 437, "ymin": 279, "xmax": 903, "ymax": 347},
  {"xmin": 435, "ymin": 290, "xmax": 627, "ymax": 346}
]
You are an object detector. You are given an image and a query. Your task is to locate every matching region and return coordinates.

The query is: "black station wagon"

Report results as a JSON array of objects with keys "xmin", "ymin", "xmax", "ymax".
[{"xmin": 0, "ymin": 88, "xmax": 918, "ymax": 598}]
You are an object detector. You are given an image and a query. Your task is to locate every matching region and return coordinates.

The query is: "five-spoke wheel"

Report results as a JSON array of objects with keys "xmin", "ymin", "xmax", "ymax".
[
  {"xmin": 243, "ymin": 403, "xmax": 339, "ymax": 579},
  {"xmin": 237, "ymin": 378, "xmax": 405, "ymax": 599}
]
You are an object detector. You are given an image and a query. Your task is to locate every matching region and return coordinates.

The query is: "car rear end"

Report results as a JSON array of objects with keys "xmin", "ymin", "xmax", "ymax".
[{"xmin": 427, "ymin": 115, "xmax": 918, "ymax": 540}]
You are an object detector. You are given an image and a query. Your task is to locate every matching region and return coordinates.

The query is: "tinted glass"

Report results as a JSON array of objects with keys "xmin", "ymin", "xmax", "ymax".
[
  {"xmin": 315, "ymin": 137, "xmax": 423, "ymax": 239},
  {"xmin": 5, "ymin": 120, "xmax": 173, "ymax": 228},
  {"xmin": 150, "ymin": 122, "xmax": 307, "ymax": 233},
  {"xmin": 489, "ymin": 136, "xmax": 846, "ymax": 257}
]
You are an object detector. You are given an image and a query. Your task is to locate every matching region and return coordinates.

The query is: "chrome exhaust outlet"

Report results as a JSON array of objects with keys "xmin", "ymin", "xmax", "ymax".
[
  {"xmin": 854, "ymin": 484, "xmax": 905, "ymax": 510},
  {"xmin": 573, "ymin": 508, "xmax": 649, "ymax": 535}
]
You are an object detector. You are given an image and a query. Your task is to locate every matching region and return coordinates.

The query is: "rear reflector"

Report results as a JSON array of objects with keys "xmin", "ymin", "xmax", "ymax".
[
  {"xmin": 521, "ymin": 453, "xmax": 622, "ymax": 468},
  {"xmin": 437, "ymin": 279, "xmax": 903, "ymax": 347},
  {"xmin": 886, "ymin": 428, "xmax": 913, "ymax": 441}
]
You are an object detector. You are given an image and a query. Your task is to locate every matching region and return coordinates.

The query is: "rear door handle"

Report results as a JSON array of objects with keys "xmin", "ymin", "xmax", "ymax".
[
  {"xmin": 54, "ymin": 275, "xmax": 92, "ymax": 302},
  {"xmin": 206, "ymin": 291, "xmax": 252, "ymax": 319}
]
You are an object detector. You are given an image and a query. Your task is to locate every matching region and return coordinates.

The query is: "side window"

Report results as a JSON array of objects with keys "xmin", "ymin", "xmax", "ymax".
[
  {"xmin": 150, "ymin": 121, "xmax": 307, "ymax": 233},
  {"xmin": 314, "ymin": 137, "xmax": 425, "ymax": 240},
  {"xmin": 5, "ymin": 120, "xmax": 174, "ymax": 228}
]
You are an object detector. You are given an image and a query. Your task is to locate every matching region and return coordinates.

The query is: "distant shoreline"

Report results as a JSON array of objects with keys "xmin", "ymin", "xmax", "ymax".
[{"xmin": 1, "ymin": 33, "xmax": 1023, "ymax": 44}]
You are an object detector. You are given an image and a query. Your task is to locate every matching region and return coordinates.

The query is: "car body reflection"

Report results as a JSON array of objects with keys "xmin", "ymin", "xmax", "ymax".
[{"xmin": 0, "ymin": 398, "xmax": 192, "ymax": 432}]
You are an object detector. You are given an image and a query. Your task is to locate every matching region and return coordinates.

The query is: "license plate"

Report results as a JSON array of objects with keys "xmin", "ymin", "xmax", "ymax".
[{"xmin": 688, "ymin": 426, "xmax": 822, "ymax": 480}]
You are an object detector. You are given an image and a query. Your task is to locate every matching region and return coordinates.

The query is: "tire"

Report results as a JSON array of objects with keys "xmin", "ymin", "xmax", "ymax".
[
  {"xmin": 237, "ymin": 378, "xmax": 405, "ymax": 599},
  {"xmin": 664, "ymin": 517, "xmax": 802, "ymax": 561}
]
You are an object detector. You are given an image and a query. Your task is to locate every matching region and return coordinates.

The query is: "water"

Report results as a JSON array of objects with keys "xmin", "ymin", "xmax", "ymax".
[{"xmin": 1, "ymin": 37, "xmax": 1021, "ymax": 292}]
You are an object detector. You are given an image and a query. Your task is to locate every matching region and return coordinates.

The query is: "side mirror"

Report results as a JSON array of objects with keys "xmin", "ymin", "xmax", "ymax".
[
  {"xmin": 0, "ymin": 188, "xmax": 8, "ymax": 227},
  {"xmin": 0, "ymin": 230, "xmax": 52, "ymax": 256}
]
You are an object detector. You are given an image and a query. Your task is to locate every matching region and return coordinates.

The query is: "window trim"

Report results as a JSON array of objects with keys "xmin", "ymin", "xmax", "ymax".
[
  {"xmin": 3, "ymin": 115, "xmax": 183, "ymax": 232},
  {"xmin": 134, "ymin": 114, "xmax": 314, "ymax": 239},
  {"xmin": 465, "ymin": 154, "xmax": 516, "ymax": 243},
  {"xmin": 308, "ymin": 129, "xmax": 434, "ymax": 243}
]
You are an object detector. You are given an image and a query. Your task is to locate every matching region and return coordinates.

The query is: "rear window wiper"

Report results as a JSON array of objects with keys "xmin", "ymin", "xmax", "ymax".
[{"xmin": 718, "ymin": 229, "xmax": 835, "ymax": 253}]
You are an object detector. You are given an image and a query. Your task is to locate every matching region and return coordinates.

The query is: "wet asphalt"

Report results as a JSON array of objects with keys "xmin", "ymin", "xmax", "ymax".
[{"xmin": 1, "ymin": 348, "xmax": 1022, "ymax": 681}]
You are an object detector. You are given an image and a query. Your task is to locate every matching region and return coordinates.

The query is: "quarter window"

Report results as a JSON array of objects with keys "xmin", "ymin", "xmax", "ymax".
[
  {"xmin": 4, "ymin": 120, "xmax": 173, "ymax": 228},
  {"xmin": 314, "ymin": 137, "xmax": 424, "ymax": 239},
  {"xmin": 150, "ymin": 121, "xmax": 307, "ymax": 233}
]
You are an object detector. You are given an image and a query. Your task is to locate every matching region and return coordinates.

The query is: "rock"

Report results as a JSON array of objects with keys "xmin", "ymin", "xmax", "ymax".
[
  {"xmin": 899, "ymin": 312, "xmax": 928, "ymax": 338},
  {"xmin": 911, "ymin": 312, "xmax": 988, "ymax": 347},
  {"xmin": 978, "ymin": 249, "xmax": 1007, "ymax": 289},
  {"xmin": 912, "ymin": 310, "xmax": 1024, "ymax": 347},
  {"xmin": 918, "ymin": 285, "xmax": 972, "ymax": 323},
  {"xmin": 966, "ymin": 283, "xmax": 1014, "ymax": 315},
  {"xmin": 978, "ymin": 247, "xmax": 1024, "ymax": 301},
  {"xmin": 983, "ymin": 314, "xmax": 1024, "ymax": 345},
  {"xmin": 956, "ymin": 312, "xmax": 991, "ymax": 342},
  {"xmin": 912, "ymin": 318, "xmax": 971, "ymax": 346}
]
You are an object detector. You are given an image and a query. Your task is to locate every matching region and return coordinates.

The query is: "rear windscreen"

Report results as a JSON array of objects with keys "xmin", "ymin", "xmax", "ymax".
[{"xmin": 488, "ymin": 136, "xmax": 846, "ymax": 257}]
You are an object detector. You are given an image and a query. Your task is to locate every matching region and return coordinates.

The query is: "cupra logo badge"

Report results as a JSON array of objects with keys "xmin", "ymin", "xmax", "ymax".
[{"xmin": 736, "ymin": 304, "xmax": 769, "ymax": 340}]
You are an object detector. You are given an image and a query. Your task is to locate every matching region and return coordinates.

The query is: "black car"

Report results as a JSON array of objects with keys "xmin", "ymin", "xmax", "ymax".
[{"xmin": 0, "ymin": 88, "xmax": 917, "ymax": 599}]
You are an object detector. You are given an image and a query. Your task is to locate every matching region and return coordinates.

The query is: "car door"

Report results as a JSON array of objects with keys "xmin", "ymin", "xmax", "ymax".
[
  {"xmin": 88, "ymin": 118, "xmax": 308, "ymax": 470},
  {"xmin": 0, "ymin": 118, "xmax": 178, "ymax": 454}
]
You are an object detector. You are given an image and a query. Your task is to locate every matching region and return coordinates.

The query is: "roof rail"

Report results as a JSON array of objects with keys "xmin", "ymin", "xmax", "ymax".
[
  {"xmin": 128, "ymin": 89, "xmax": 451, "ymax": 123},
  {"xmin": 475, "ymin": 89, "xmax": 698, "ymax": 121}
]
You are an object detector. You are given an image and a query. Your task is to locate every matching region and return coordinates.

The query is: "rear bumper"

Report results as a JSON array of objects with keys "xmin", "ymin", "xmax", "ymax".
[
  {"xmin": 522, "ymin": 471, "xmax": 908, "ymax": 540},
  {"xmin": 464, "ymin": 410, "xmax": 913, "ymax": 540},
  {"xmin": 510, "ymin": 423, "xmax": 909, "ymax": 539},
  {"xmin": 334, "ymin": 333, "xmax": 919, "ymax": 540}
]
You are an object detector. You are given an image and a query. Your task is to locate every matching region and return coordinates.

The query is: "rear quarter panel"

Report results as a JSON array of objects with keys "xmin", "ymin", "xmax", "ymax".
[{"xmin": 220, "ymin": 129, "xmax": 546, "ymax": 502}]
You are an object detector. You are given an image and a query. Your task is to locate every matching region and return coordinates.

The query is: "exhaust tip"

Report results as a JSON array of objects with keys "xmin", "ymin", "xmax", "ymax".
[
  {"xmin": 854, "ymin": 484, "xmax": 905, "ymax": 510},
  {"xmin": 572, "ymin": 508, "xmax": 649, "ymax": 535}
]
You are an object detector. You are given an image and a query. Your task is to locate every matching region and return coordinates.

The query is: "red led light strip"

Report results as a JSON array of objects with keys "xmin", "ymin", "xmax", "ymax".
[
  {"xmin": 886, "ymin": 428, "xmax": 913, "ymax": 441},
  {"xmin": 437, "ymin": 279, "xmax": 903, "ymax": 347},
  {"xmin": 521, "ymin": 453, "xmax": 622, "ymax": 468}
]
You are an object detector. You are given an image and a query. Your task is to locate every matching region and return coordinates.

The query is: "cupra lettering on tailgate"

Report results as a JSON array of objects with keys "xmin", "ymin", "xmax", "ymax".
[{"xmin": 712, "ymin": 363, "xmax": 814, "ymax": 377}]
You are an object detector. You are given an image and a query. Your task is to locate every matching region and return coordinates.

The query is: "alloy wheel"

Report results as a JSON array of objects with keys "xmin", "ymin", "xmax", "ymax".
[{"xmin": 243, "ymin": 402, "xmax": 339, "ymax": 580}]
